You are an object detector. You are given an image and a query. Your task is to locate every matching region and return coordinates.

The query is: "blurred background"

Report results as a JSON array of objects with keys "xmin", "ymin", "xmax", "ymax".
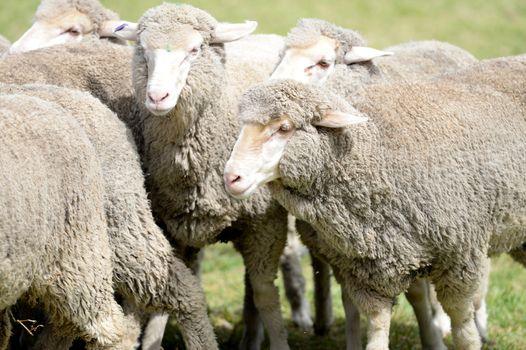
[
  {"xmin": 1, "ymin": 0, "xmax": 525, "ymax": 58},
  {"xmin": 1, "ymin": 1, "xmax": 525, "ymax": 349}
]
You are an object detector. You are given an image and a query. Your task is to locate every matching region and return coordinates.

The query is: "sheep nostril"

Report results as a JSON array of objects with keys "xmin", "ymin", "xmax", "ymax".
[
  {"xmin": 148, "ymin": 92, "xmax": 170, "ymax": 104},
  {"xmin": 225, "ymin": 173, "xmax": 242, "ymax": 186}
]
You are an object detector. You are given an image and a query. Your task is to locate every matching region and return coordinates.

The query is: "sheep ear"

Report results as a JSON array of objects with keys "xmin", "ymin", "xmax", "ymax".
[
  {"xmin": 210, "ymin": 21, "xmax": 257, "ymax": 43},
  {"xmin": 344, "ymin": 46, "xmax": 393, "ymax": 64},
  {"xmin": 314, "ymin": 111, "xmax": 368, "ymax": 128},
  {"xmin": 99, "ymin": 21, "xmax": 138, "ymax": 41}
]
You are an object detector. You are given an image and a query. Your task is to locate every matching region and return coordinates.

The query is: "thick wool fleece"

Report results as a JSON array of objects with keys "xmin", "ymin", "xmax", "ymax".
[
  {"xmin": 0, "ymin": 94, "xmax": 134, "ymax": 348},
  {"xmin": 0, "ymin": 40, "xmax": 143, "ymax": 147},
  {"xmin": 241, "ymin": 73, "xmax": 526, "ymax": 317},
  {"xmin": 0, "ymin": 84, "xmax": 217, "ymax": 350},
  {"xmin": 36, "ymin": 0, "xmax": 124, "ymax": 42},
  {"xmin": 134, "ymin": 4, "xmax": 290, "ymax": 348}
]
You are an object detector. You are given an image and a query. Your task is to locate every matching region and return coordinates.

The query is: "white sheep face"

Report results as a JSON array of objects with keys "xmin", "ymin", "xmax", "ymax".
[
  {"xmin": 271, "ymin": 35, "xmax": 338, "ymax": 85},
  {"xmin": 140, "ymin": 30, "xmax": 203, "ymax": 116},
  {"xmin": 10, "ymin": 9, "xmax": 92, "ymax": 53},
  {"xmin": 224, "ymin": 111, "xmax": 367, "ymax": 199}
]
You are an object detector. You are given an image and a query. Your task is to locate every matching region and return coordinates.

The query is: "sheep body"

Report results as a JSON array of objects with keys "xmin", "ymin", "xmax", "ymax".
[
  {"xmin": 0, "ymin": 83, "xmax": 218, "ymax": 350},
  {"xmin": 236, "ymin": 57, "xmax": 526, "ymax": 348},
  {"xmin": 133, "ymin": 4, "xmax": 290, "ymax": 349},
  {"xmin": 0, "ymin": 93, "xmax": 136, "ymax": 348}
]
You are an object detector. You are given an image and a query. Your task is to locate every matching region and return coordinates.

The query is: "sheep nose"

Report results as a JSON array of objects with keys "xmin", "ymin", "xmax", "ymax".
[
  {"xmin": 224, "ymin": 172, "xmax": 242, "ymax": 187},
  {"xmin": 148, "ymin": 92, "xmax": 170, "ymax": 104}
]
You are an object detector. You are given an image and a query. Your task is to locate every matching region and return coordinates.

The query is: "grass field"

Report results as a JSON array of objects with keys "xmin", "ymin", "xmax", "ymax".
[{"xmin": 1, "ymin": 0, "xmax": 525, "ymax": 349}]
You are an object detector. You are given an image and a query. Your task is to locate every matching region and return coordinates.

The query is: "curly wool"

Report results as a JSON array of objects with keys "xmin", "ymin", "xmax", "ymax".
[
  {"xmin": 0, "ymin": 83, "xmax": 218, "ymax": 349},
  {"xmin": 138, "ymin": 3, "xmax": 218, "ymax": 49},
  {"xmin": 285, "ymin": 18, "xmax": 366, "ymax": 64},
  {"xmin": 239, "ymin": 79, "xmax": 360, "ymax": 129},
  {"xmin": 0, "ymin": 40, "xmax": 143, "ymax": 149},
  {"xmin": 244, "ymin": 60, "xmax": 526, "ymax": 308},
  {"xmin": 36, "ymin": 0, "xmax": 119, "ymax": 32},
  {"xmin": 0, "ymin": 93, "xmax": 134, "ymax": 347}
]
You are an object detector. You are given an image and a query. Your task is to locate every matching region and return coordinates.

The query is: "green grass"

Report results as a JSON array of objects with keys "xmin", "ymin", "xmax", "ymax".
[
  {"xmin": 159, "ymin": 244, "xmax": 526, "ymax": 349},
  {"xmin": 1, "ymin": 0, "xmax": 525, "ymax": 348}
]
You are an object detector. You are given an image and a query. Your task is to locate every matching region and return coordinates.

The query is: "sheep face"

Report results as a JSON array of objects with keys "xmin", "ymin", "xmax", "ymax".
[
  {"xmin": 271, "ymin": 35, "xmax": 338, "ymax": 85},
  {"xmin": 138, "ymin": 27, "xmax": 204, "ymax": 116},
  {"xmin": 10, "ymin": 8, "xmax": 91, "ymax": 53},
  {"xmin": 271, "ymin": 20, "xmax": 392, "ymax": 84},
  {"xmin": 224, "ymin": 81, "xmax": 367, "ymax": 199},
  {"xmin": 125, "ymin": 3, "xmax": 257, "ymax": 116},
  {"xmin": 9, "ymin": 0, "xmax": 122, "ymax": 54}
]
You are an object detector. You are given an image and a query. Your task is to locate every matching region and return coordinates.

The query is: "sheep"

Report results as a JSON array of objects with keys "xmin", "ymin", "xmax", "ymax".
[
  {"xmin": 224, "ymin": 56, "xmax": 526, "ymax": 349},
  {"xmin": 0, "ymin": 93, "xmax": 140, "ymax": 349},
  {"xmin": 8, "ymin": 0, "xmax": 129, "ymax": 54},
  {"xmin": 0, "ymin": 83, "xmax": 218, "ymax": 350},
  {"xmin": 270, "ymin": 17, "xmax": 480, "ymax": 344},
  {"xmin": 120, "ymin": 4, "xmax": 294, "ymax": 349}
]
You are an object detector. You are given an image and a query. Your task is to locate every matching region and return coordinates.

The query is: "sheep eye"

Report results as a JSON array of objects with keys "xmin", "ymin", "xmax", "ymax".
[
  {"xmin": 190, "ymin": 47, "xmax": 199, "ymax": 55},
  {"xmin": 279, "ymin": 123, "xmax": 292, "ymax": 132},
  {"xmin": 317, "ymin": 60, "xmax": 331, "ymax": 69},
  {"xmin": 65, "ymin": 28, "xmax": 80, "ymax": 36}
]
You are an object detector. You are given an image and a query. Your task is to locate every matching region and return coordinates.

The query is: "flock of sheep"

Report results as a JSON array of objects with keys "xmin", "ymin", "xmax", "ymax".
[{"xmin": 0, "ymin": 0, "xmax": 524, "ymax": 349}]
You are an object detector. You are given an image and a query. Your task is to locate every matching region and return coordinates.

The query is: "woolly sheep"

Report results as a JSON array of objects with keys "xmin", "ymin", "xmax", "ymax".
[
  {"xmin": 224, "ymin": 57, "xmax": 526, "ymax": 349},
  {"xmin": 271, "ymin": 17, "xmax": 479, "ymax": 344},
  {"xmin": 0, "ymin": 83, "xmax": 218, "ymax": 350},
  {"xmin": 8, "ymin": 0, "xmax": 129, "ymax": 54},
  {"xmin": 0, "ymin": 93, "xmax": 139, "ymax": 349},
  {"xmin": 125, "ymin": 4, "xmax": 292, "ymax": 349}
]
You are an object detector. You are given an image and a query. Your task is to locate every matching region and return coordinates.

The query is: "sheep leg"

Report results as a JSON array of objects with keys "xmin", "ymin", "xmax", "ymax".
[
  {"xmin": 280, "ymin": 247, "xmax": 312, "ymax": 330},
  {"xmin": 141, "ymin": 313, "xmax": 169, "ymax": 350},
  {"xmin": 341, "ymin": 287, "xmax": 362, "ymax": 350},
  {"xmin": 153, "ymin": 255, "xmax": 218, "ymax": 350},
  {"xmin": 311, "ymin": 253, "xmax": 333, "ymax": 335},
  {"xmin": 240, "ymin": 273, "xmax": 265, "ymax": 350},
  {"xmin": 0, "ymin": 308, "xmax": 10, "ymax": 350},
  {"xmin": 434, "ymin": 280, "xmax": 481, "ymax": 350},
  {"xmin": 428, "ymin": 284, "xmax": 451, "ymax": 338},
  {"xmin": 473, "ymin": 257, "xmax": 490, "ymax": 343},
  {"xmin": 279, "ymin": 215, "xmax": 312, "ymax": 330},
  {"xmin": 359, "ymin": 298, "xmax": 392, "ymax": 350},
  {"xmin": 294, "ymin": 220, "xmax": 333, "ymax": 335},
  {"xmin": 404, "ymin": 279, "xmax": 446, "ymax": 350},
  {"xmin": 236, "ymin": 210, "xmax": 289, "ymax": 350}
]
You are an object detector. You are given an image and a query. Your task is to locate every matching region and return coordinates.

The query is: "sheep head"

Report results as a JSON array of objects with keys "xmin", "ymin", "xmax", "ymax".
[
  {"xmin": 121, "ymin": 4, "xmax": 256, "ymax": 116},
  {"xmin": 9, "ymin": 0, "xmax": 122, "ymax": 54},
  {"xmin": 224, "ymin": 79, "xmax": 367, "ymax": 199},
  {"xmin": 271, "ymin": 18, "xmax": 392, "ymax": 84}
]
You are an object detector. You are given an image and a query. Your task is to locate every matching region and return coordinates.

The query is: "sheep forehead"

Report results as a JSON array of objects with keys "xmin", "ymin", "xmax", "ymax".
[
  {"xmin": 139, "ymin": 3, "xmax": 217, "ymax": 43},
  {"xmin": 240, "ymin": 80, "xmax": 327, "ymax": 126},
  {"xmin": 34, "ymin": 7, "xmax": 93, "ymax": 31},
  {"xmin": 287, "ymin": 36, "xmax": 338, "ymax": 60},
  {"xmin": 286, "ymin": 18, "xmax": 366, "ymax": 57},
  {"xmin": 36, "ymin": 0, "xmax": 117, "ymax": 24},
  {"xmin": 140, "ymin": 26, "xmax": 202, "ymax": 51}
]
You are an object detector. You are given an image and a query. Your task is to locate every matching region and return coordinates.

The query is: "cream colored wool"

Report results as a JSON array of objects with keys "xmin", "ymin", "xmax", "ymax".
[
  {"xmin": 238, "ymin": 57, "xmax": 526, "ymax": 348},
  {"xmin": 0, "ymin": 84, "xmax": 218, "ymax": 350},
  {"xmin": 0, "ymin": 93, "xmax": 136, "ymax": 349}
]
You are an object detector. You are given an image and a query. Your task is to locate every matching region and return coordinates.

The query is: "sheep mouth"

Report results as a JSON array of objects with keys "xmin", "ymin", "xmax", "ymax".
[
  {"xmin": 147, "ymin": 106, "xmax": 173, "ymax": 116},
  {"xmin": 225, "ymin": 179, "xmax": 258, "ymax": 199}
]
